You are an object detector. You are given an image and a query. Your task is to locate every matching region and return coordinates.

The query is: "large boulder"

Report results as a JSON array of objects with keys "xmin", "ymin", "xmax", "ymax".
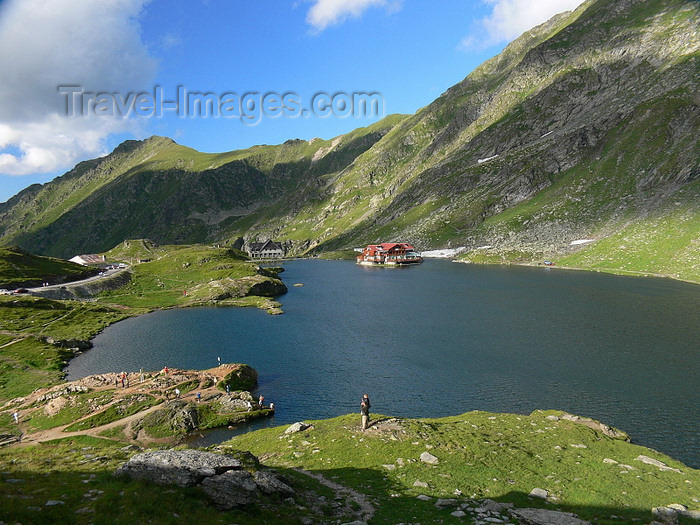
[
  {"xmin": 115, "ymin": 449, "xmax": 294, "ymax": 509},
  {"xmin": 114, "ymin": 449, "xmax": 241, "ymax": 487}
]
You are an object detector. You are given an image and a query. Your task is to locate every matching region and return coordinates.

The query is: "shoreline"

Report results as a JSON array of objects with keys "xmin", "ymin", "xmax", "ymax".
[{"xmin": 446, "ymin": 257, "xmax": 700, "ymax": 286}]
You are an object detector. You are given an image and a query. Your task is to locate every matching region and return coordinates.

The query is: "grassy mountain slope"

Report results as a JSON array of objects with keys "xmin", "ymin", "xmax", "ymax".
[
  {"xmin": 0, "ymin": 0, "xmax": 697, "ymax": 281},
  {"xmin": 0, "ymin": 117, "xmax": 405, "ymax": 259},
  {"xmin": 0, "ymin": 246, "xmax": 97, "ymax": 288}
]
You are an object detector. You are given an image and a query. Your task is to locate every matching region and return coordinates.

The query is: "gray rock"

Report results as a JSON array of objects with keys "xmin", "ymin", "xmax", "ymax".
[
  {"xmin": 635, "ymin": 455, "xmax": 682, "ymax": 473},
  {"xmin": 652, "ymin": 506, "xmax": 682, "ymax": 524},
  {"xmin": 252, "ymin": 470, "xmax": 294, "ymax": 495},
  {"xmin": 529, "ymin": 488, "xmax": 548, "ymax": 499},
  {"xmin": 200, "ymin": 469, "xmax": 259, "ymax": 509},
  {"xmin": 45, "ymin": 500, "xmax": 65, "ymax": 506},
  {"xmin": 475, "ymin": 499, "xmax": 514, "ymax": 513},
  {"xmin": 413, "ymin": 480, "xmax": 429, "ymax": 487},
  {"xmin": 435, "ymin": 498, "xmax": 459, "ymax": 508},
  {"xmin": 680, "ymin": 509, "xmax": 700, "ymax": 520},
  {"xmin": 420, "ymin": 451, "xmax": 439, "ymax": 465},
  {"xmin": 510, "ymin": 508, "xmax": 591, "ymax": 525},
  {"xmin": 115, "ymin": 449, "xmax": 241, "ymax": 487},
  {"xmin": 416, "ymin": 494, "xmax": 432, "ymax": 501},
  {"xmin": 285, "ymin": 421, "xmax": 311, "ymax": 434},
  {"xmin": 451, "ymin": 510, "xmax": 467, "ymax": 517}
]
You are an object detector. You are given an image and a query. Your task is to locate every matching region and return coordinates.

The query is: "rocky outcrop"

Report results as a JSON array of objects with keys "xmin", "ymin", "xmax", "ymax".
[
  {"xmin": 115, "ymin": 450, "xmax": 293, "ymax": 509},
  {"xmin": 545, "ymin": 412, "xmax": 630, "ymax": 441},
  {"xmin": 135, "ymin": 400, "xmax": 200, "ymax": 435},
  {"xmin": 217, "ymin": 364, "xmax": 258, "ymax": 392}
]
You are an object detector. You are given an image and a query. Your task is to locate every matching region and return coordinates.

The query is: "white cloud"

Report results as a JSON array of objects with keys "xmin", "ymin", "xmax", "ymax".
[
  {"xmin": 0, "ymin": 117, "xmax": 140, "ymax": 175},
  {"xmin": 460, "ymin": 0, "xmax": 586, "ymax": 50},
  {"xmin": 306, "ymin": 0, "xmax": 402, "ymax": 31},
  {"xmin": 0, "ymin": 0, "xmax": 156, "ymax": 176}
]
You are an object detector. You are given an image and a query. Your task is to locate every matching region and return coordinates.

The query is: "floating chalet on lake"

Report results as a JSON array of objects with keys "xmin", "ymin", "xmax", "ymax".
[{"xmin": 356, "ymin": 243, "xmax": 423, "ymax": 266}]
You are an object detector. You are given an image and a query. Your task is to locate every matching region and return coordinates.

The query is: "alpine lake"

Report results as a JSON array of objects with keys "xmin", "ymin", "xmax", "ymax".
[{"xmin": 66, "ymin": 259, "xmax": 700, "ymax": 468}]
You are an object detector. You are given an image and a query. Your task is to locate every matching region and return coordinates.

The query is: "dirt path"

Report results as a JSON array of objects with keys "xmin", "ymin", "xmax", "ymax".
[
  {"xmin": 293, "ymin": 468, "xmax": 375, "ymax": 523},
  {"xmin": 10, "ymin": 364, "xmax": 249, "ymax": 447}
]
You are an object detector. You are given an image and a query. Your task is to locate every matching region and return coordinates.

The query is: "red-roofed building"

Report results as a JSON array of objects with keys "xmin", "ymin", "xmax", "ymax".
[{"xmin": 357, "ymin": 243, "xmax": 423, "ymax": 265}]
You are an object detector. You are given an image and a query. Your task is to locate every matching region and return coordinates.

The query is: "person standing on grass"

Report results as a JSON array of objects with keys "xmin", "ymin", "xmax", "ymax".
[{"xmin": 360, "ymin": 393, "xmax": 371, "ymax": 430}]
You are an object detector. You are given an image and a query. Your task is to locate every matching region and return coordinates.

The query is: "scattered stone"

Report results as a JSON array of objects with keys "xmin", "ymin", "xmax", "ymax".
[
  {"xmin": 529, "ymin": 488, "xmax": 548, "ymax": 500},
  {"xmin": 413, "ymin": 480, "xmax": 429, "ymax": 488},
  {"xmin": 603, "ymin": 458, "xmax": 618, "ymax": 464},
  {"xmin": 451, "ymin": 510, "xmax": 467, "ymax": 518},
  {"xmin": 416, "ymin": 494, "xmax": 432, "ymax": 501},
  {"xmin": 285, "ymin": 422, "xmax": 312, "ymax": 434},
  {"xmin": 382, "ymin": 464, "xmax": 396, "ymax": 470},
  {"xmin": 45, "ymin": 500, "xmax": 65, "ymax": 506},
  {"xmin": 635, "ymin": 455, "xmax": 682, "ymax": 473},
  {"xmin": 420, "ymin": 451, "xmax": 439, "ymax": 465},
  {"xmin": 75, "ymin": 507, "xmax": 94, "ymax": 514},
  {"xmin": 570, "ymin": 444, "xmax": 587, "ymax": 449},
  {"xmin": 510, "ymin": 508, "xmax": 591, "ymax": 525}
]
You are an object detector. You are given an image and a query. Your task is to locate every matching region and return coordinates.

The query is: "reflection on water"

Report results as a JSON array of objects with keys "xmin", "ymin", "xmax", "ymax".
[{"xmin": 67, "ymin": 259, "xmax": 700, "ymax": 467}]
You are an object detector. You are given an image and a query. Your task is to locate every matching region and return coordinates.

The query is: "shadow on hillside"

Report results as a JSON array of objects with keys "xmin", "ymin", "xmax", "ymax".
[
  {"xmin": 0, "ymin": 462, "xmax": 690, "ymax": 525},
  {"xmin": 283, "ymin": 466, "xmax": 683, "ymax": 525}
]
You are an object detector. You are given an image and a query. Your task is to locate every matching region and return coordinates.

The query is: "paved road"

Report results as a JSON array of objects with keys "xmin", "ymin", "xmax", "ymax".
[{"xmin": 26, "ymin": 266, "xmax": 129, "ymax": 293}]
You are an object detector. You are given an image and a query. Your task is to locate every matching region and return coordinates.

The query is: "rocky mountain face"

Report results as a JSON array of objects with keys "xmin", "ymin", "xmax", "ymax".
[{"xmin": 0, "ymin": 0, "xmax": 697, "ymax": 278}]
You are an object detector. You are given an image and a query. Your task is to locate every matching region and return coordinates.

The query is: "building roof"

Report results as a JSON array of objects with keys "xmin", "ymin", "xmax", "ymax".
[
  {"xmin": 69, "ymin": 254, "xmax": 105, "ymax": 265},
  {"xmin": 366, "ymin": 243, "xmax": 415, "ymax": 252},
  {"xmin": 248, "ymin": 240, "xmax": 284, "ymax": 252}
]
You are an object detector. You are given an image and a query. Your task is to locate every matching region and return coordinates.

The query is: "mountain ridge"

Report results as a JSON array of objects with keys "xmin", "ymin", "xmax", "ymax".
[{"xmin": 0, "ymin": 0, "xmax": 697, "ymax": 281}]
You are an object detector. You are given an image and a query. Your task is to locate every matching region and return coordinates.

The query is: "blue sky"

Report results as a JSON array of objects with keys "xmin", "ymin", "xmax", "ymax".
[{"xmin": 0, "ymin": 0, "xmax": 584, "ymax": 203}]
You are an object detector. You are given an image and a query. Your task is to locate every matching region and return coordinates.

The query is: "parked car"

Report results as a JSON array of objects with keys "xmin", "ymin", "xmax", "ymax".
[{"xmin": 13, "ymin": 288, "xmax": 29, "ymax": 294}]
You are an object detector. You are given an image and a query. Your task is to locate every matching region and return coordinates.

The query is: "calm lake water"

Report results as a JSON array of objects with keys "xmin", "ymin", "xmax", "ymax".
[{"xmin": 66, "ymin": 259, "xmax": 700, "ymax": 467}]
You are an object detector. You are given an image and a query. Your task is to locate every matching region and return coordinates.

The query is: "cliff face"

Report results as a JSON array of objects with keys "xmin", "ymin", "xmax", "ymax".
[{"xmin": 0, "ymin": 0, "xmax": 697, "ymax": 278}]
